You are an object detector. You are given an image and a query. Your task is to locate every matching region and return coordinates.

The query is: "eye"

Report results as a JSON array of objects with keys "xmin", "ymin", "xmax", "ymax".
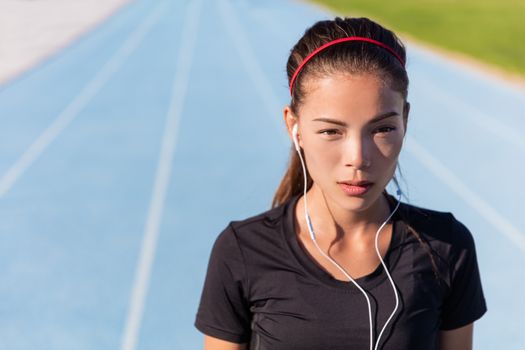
[
  {"xmin": 374, "ymin": 126, "xmax": 397, "ymax": 134},
  {"xmin": 317, "ymin": 129, "xmax": 341, "ymax": 136}
]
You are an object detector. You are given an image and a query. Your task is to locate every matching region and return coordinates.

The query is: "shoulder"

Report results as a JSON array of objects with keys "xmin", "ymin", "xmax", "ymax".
[
  {"xmin": 228, "ymin": 201, "xmax": 288, "ymax": 238},
  {"xmin": 203, "ymin": 205, "xmax": 287, "ymax": 285},
  {"xmin": 212, "ymin": 201, "xmax": 289, "ymax": 252},
  {"xmin": 397, "ymin": 200, "xmax": 475, "ymax": 251}
]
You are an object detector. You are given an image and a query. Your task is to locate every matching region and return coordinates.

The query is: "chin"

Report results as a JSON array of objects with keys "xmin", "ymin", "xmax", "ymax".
[{"xmin": 332, "ymin": 184, "xmax": 383, "ymax": 211}]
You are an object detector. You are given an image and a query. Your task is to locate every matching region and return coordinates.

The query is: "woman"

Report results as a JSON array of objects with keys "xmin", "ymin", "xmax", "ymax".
[{"xmin": 195, "ymin": 17, "xmax": 487, "ymax": 350}]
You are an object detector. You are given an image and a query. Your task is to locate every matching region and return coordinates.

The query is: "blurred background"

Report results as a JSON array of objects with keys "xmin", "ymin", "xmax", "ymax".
[{"xmin": 0, "ymin": 0, "xmax": 524, "ymax": 349}]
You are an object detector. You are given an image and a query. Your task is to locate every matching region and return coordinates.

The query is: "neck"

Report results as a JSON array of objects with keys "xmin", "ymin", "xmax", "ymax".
[{"xmin": 302, "ymin": 184, "xmax": 392, "ymax": 242}]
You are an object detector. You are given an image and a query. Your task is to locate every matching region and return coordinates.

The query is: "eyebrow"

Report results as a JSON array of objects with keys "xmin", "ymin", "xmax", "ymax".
[{"xmin": 312, "ymin": 111, "xmax": 399, "ymax": 127}]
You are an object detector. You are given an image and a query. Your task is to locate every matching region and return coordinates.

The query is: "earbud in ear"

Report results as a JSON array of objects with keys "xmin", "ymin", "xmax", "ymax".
[{"xmin": 292, "ymin": 124, "xmax": 300, "ymax": 151}]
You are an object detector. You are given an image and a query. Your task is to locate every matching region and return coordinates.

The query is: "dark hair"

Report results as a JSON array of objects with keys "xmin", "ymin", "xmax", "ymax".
[{"xmin": 272, "ymin": 17, "xmax": 443, "ymax": 286}]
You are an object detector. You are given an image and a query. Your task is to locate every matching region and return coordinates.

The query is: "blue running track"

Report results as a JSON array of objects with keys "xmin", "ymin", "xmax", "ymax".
[{"xmin": 0, "ymin": 0, "xmax": 523, "ymax": 349}]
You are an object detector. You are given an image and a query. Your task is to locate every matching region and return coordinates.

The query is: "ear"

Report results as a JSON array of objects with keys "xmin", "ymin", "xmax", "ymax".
[
  {"xmin": 402, "ymin": 101, "xmax": 410, "ymax": 137},
  {"xmin": 283, "ymin": 105, "xmax": 299, "ymax": 144}
]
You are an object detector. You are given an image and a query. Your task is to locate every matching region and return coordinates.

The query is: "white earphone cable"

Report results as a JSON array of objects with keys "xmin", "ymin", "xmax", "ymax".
[{"xmin": 294, "ymin": 131, "xmax": 401, "ymax": 350}]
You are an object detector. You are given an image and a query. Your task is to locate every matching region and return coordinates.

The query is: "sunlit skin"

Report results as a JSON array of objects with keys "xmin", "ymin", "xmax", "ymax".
[{"xmin": 283, "ymin": 73, "xmax": 409, "ymax": 278}]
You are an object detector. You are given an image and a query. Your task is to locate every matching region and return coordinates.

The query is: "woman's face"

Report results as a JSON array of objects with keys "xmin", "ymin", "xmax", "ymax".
[{"xmin": 285, "ymin": 73, "xmax": 409, "ymax": 212}]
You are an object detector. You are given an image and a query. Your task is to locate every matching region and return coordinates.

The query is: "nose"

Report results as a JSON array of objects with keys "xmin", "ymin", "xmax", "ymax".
[{"xmin": 343, "ymin": 133, "xmax": 372, "ymax": 169}]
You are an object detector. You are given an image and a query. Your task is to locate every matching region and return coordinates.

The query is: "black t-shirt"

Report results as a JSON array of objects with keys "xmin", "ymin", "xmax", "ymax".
[{"xmin": 194, "ymin": 193, "xmax": 487, "ymax": 349}]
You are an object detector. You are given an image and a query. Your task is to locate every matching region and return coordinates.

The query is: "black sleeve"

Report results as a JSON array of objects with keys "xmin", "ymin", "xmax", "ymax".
[
  {"xmin": 439, "ymin": 214, "xmax": 487, "ymax": 330},
  {"xmin": 194, "ymin": 223, "xmax": 252, "ymax": 343}
]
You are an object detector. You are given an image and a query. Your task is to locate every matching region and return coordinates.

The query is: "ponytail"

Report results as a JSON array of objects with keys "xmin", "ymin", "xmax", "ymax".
[{"xmin": 271, "ymin": 146, "xmax": 312, "ymax": 208}]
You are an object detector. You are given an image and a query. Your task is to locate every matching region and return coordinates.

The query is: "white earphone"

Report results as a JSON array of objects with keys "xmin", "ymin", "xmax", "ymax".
[
  {"xmin": 292, "ymin": 123, "xmax": 300, "ymax": 152},
  {"xmin": 291, "ymin": 122, "xmax": 401, "ymax": 350}
]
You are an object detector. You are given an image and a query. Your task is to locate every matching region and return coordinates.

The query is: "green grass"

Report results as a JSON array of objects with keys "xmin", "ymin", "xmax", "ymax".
[{"xmin": 307, "ymin": 0, "xmax": 525, "ymax": 77}]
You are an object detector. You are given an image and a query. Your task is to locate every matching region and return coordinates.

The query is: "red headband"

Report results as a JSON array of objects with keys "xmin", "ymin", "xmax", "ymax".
[{"xmin": 289, "ymin": 36, "xmax": 405, "ymax": 96}]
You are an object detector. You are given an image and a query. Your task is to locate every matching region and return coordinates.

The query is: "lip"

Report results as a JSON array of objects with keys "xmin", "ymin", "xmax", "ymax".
[
  {"xmin": 338, "ymin": 182, "xmax": 373, "ymax": 196},
  {"xmin": 339, "ymin": 180, "xmax": 374, "ymax": 186}
]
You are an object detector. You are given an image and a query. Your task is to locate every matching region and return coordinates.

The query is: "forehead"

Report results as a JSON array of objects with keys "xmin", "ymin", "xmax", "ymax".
[{"xmin": 298, "ymin": 73, "xmax": 404, "ymax": 121}]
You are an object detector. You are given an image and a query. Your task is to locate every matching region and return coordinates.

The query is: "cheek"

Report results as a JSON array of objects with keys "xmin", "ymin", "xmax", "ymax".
[
  {"xmin": 302, "ymin": 143, "xmax": 341, "ymax": 177},
  {"xmin": 301, "ymin": 134, "xmax": 403, "ymax": 176},
  {"xmin": 375, "ymin": 135, "xmax": 404, "ymax": 158}
]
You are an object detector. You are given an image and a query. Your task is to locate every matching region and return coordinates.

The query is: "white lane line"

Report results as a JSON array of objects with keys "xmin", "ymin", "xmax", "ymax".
[
  {"xmin": 218, "ymin": 0, "xmax": 525, "ymax": 252},
  {"xmin": 0, "ymin": 2, "xmax": 167, "ymax": 199},
  {"xmin": 216, "ymin": 0, "xmax": 288, "ymax": 145},
  {"xmin": 414, "ymin": 77, "xmax": 525, "ymax": 153},
  {"xmin": 404, "ymin": 136, "xmax": 525, "ymax": 252},
  {"xmin": 118, "ymin": 0, "xmax": 203, "ymax": 349}
]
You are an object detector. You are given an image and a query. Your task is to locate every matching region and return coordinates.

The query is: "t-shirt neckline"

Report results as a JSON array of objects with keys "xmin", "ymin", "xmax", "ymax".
[{"xmin": 282, "ymin": 192, "xmax": 407, "ymax": 293}]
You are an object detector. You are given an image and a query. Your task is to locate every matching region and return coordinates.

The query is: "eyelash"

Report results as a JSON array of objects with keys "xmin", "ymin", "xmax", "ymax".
[
  {"xmin": 318, "ymin": 129, "xmax": 339, "ymax": 136},
  {"xmin": 375, "ymin": 126, "xmax": 397, "ymax": 134},
  {"xmin": 318, "ymin": 126, "xmax": 397, "ymax": 136}
]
